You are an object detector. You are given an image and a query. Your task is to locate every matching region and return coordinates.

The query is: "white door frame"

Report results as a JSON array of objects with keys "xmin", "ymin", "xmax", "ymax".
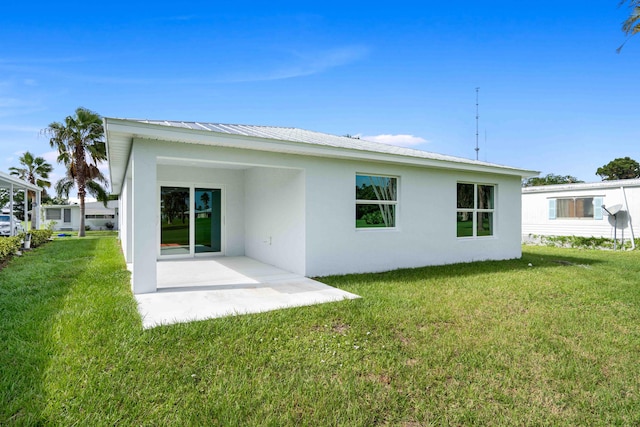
[{"xmin": 157, "ymin": 182, "xmax": 226, "ymax": 259}]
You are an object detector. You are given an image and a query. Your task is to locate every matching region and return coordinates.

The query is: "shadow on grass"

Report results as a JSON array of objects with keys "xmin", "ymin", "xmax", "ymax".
[
  {"xmin": 0, "ymin": 237, "xmax": 100, "ymax": 424},
  {"xmin": 318, "ymin": 247, "xmax": 605, "ymax": 286}
]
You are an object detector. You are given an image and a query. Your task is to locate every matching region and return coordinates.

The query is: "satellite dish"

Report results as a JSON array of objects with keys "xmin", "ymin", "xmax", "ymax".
[
  {"xmin": 602, "ymin": 204, "xmax": 625, "ymax": 250},
  {"xmin": 602, "ymin": 204, "xmax": 623, "ymax": 216}
]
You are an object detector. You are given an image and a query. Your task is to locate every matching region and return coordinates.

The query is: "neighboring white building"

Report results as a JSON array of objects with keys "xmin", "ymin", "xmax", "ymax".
[
  {"xmin": 522, "ymin": 179, "xmax": 640, "ymax": 241},
  {"xmin": 42, "ymin": 200, "xmax": 118, "ymax": 231},
  {"xmin": 104, "ymin": 118, "xmax": 536, "ymax": 294}
]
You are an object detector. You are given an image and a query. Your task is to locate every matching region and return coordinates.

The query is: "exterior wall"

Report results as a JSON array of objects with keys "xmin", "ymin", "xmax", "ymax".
[
  {"xmin": 522, "ymin": 183, "xmax": 640, "ymax": 240},
  {"xmin": 245, "ymin": 167, "xmax": 305, "ymax": 275},
  {"xmin": 122, "ymin": 137, "xmax": 525, "ymax": 292},
  {"xmin": 119, "ymin": 177, "xmax": 132, "ymax": 263},
  {"xmin": 304, "ymin": 159, "xmax": 523, "ymax": 277},
  {"xmin": 42, "ymin": 206, "xmax": 80, "ymax": 231},
  {"xmin": 42, "ymin": 205, "xmax": 118, "ymax": 231}
]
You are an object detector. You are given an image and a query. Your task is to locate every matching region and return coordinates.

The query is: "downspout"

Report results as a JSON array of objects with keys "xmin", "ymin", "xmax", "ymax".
[{"xmin": 621, "ymin": 186, "xmax": 636, "ymax": 250}]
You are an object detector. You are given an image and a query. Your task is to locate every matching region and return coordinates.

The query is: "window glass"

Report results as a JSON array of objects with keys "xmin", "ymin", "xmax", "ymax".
[
  {"xmin": 456, "ymin": 212, "xmax": 473, "ymax": 237},
  {"xmin": 457, "ymin": 183, "xmax": 474, "ymax": 209},
  {"xmin": 456, "ymin": 183, "xmax": 495, "ymax": 237},
  {"xmin": 477, "ymin": 185, "xmax": 494, "ymax": 209},
  {"xmin": 477, "ymin": 212, "xmax": 493, "ymax": 236},
  {"xmin": 556, "ymin": 197, "xmax": 595, "ymax": 218},
  {"xmin": 356, "ymin": 175, "xmax": 397, "ymax": 228},
  {"xmin": 46, "ymin": 208, "xmax": 62, "ymax": 220}
]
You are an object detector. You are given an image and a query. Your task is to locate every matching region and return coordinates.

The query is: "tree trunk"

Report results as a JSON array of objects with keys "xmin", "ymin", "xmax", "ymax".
[
  {"xmin": 76, "ymin": 143, "xmax": 87, "ymax": 238},
  {"xmin": 79, "ymin": 192, "xmax": 86, "ymax": 237}
]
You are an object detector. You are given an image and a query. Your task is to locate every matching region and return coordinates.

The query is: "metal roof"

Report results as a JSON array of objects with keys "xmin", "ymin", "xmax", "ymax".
[
  {"xmin": 105, "ymin": 118, "xmax": 538, "ymax": 194},
  {"xmin": 139, "ymin": 120, "xmax": 515, "ymax": 166},
  {"xmin": 522, "ymin": 178, "xmax": 640, "ymax": 193}
]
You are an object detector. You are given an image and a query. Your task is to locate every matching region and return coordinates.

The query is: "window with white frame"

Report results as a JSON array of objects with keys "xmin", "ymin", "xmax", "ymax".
[
  {"xmin": 457, "ymin": 183, "xmax": 495, "ymax": 237},
  {"xmin": 355, "ymin": 174, "xmax": 398, "ymax": 228},
  {"xmin": 46, "ymin": 208, "xmax": 61, "ymax": 220}
]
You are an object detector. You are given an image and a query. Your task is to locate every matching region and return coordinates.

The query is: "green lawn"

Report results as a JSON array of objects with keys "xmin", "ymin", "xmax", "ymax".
[{"xmin": 2, "ymin": 237, "xmax": 640, "ymax": 425}]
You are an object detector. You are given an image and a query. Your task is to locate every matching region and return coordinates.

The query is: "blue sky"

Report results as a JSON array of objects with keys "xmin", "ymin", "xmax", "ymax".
[{"xmin": 1, "ymin": 1, "xmax": 638, "ymax": 195}]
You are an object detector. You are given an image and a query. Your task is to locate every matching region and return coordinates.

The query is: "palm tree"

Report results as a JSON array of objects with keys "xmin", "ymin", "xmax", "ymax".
[
  {"xmin": 9, "ymin": 151, "xmax": 53, "ymax": 229},
  {"xmin": 619, "ymin": 0, "xmax": 640, "ymax": 52},
  {"xmin": 45, "ymin": 107, "xmax": 109, "ymax": 237}
]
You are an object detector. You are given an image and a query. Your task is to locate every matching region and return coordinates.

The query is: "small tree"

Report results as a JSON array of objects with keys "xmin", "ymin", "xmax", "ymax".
[
  {"xmin": 9, "ymin": 151, "xmax": 53, "ymax": 229},
  {"xmin": 45, "ymin": 107, "xmax": 109, "ymax": 237},
  {"xmin": 523, "ymin": 173, "xmax": 583, "ymax": 187},
  {"xmin": 596, "ymin": 157, "xmax": 640, "ymax": 181}
]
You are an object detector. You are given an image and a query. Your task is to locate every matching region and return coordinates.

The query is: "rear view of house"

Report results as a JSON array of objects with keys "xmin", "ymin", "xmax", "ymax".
[{"xmin": 105, "ymin": 119, "xmax": 536, "ymax": 294}]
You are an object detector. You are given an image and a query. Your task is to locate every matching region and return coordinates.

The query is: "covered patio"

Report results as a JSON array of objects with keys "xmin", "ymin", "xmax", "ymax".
[
  {"xmin": 132, "ymin": 257, "xmax": 360, "ymax": 328},
  {"xmin": 0, "ymin": 170, "xmax": 42, "ymax": 234}
]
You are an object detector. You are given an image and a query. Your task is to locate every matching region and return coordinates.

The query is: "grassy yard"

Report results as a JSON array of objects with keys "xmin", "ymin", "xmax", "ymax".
[{"xmin": 1, "ymin": 236, "xmax": 639, "ymax": 425}]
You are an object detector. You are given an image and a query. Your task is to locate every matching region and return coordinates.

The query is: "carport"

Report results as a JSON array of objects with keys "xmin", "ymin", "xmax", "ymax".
[{"xmin": 0, "ymin": 170, "xmax": 42, "ymax": 234}]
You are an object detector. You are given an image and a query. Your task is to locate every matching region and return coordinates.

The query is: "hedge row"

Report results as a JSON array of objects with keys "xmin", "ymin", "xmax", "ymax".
[
  {"xmin": 28, "ymin": 229, "xmax": 53, "ymax": 248},
  {"xmin": 0, "ymin": 229, "xmax": 54, "ymax": 264},
  {"xmin": 0, "ymin": 236, "xmax": 22, "ymax": 260}
]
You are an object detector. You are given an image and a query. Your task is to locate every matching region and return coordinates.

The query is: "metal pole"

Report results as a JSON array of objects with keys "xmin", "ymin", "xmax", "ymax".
[
  {"xmin": 621, "ymin": 186, "xmax": 636, "ymax": 250},
  {"xmin": 475, "ymin": 87, "xmax": 480, "ymax": 160},
  {"xmin": 614, "ymin": 214, "xmax": 618, "ymax": 250}
]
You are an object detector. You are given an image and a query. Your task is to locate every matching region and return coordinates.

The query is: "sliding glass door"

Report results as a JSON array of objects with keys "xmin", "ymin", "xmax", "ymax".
[
  {"xmin": 160, "ymin": 186, "xmax": 222, "ymax": 257},
  {"xmin": 195, "ymin": 188, "xmax": 221, "ymax": 253}
]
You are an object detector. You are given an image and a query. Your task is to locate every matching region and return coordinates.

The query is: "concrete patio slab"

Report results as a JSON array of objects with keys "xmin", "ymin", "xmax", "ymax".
[{"xmin": 133, "ymin": 257, "xmax": 360, "ymax": 328}]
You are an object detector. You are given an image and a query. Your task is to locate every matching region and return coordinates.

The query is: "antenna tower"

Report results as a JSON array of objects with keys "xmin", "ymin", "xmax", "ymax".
[{"xmin": 475, "ymin": 87, "xmax": 480, "ymax": 160}]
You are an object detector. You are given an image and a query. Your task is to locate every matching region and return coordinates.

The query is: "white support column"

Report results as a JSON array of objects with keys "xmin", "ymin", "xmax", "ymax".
[
  {"xmin": 35, "ymin": 190, "xmax": 41, "ymax": 229},
  {"xmin": 9, "ymin": 184, "xmax": 14, "ymax": 236},
  {"xmin": 23, "ymin": 190, "xmax": 28, "ymax": 231},
  {"xmin": 131, "ymin": 143, "xmax": 157, "ymax": 294}
]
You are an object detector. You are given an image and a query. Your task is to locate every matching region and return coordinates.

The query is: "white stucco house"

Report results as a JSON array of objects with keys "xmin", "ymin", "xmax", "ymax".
[
  {"xmin": 522, "ymin": 179, "xmax": 639, "ymax": 243},
  {"xmin": 104, "ymin": 118, "xmax": 536, "ymax": 294},
  {"xmin": 42, "ymin": 200, "xmax": 118, "ymax": 231}
]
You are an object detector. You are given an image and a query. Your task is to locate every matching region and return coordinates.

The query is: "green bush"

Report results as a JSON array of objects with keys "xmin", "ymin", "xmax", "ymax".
[
  {"xmin": 29, "ymin": 229, "xmax": 53, "ymax": 248},
  {"xmin": 362, "ymin": 210, "xmax": 384, "ymax": 225},
  {"xmin": 0, "ymin": 236, "xmax": 22, "ymax": 261},
  {"xmin": 526, "ymin": 234, "xmax": 639, "ymax": 250}
]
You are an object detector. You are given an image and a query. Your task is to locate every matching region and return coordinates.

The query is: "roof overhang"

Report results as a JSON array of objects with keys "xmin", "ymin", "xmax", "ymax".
[
  {"xmin": 0, "ymin": 170, "xmax": 42, "ymax": 192},
  {"xmin": 105, "ymin": 118, "xmax": 538, "ymax": 195}
]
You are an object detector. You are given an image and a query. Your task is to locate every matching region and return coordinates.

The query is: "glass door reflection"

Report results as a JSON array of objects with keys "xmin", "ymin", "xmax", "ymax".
[
  {"xmin": 195, "ymin": 188, "xmax": 221, "ymax": 253},
  {"xmin": 160, "ymin": 186, "xmax": 190, "ymax": 255}
]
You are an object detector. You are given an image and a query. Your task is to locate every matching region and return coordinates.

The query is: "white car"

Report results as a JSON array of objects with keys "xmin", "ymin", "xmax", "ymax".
[{"xmin": 0, "ymin": 214, "xmax": 24, "ymax": 237}]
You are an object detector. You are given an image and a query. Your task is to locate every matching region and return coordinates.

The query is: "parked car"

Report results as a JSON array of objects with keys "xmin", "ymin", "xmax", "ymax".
[{"xmin": 0, "ymin": 214, "xmax": 24, "ymax": 236}]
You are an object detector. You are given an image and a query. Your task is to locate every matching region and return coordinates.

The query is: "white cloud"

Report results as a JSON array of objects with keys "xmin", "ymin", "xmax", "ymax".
[
  {"xmin": 41, "ymin": 150, "xmax": 58, "ymax": 162},
  {"xmin": 358, "ymin": 134, "xmax": 429, "ymax": 147},
  {"xmin": 224, "ymin": 45, "xmax": 370, "ymax": 82}
]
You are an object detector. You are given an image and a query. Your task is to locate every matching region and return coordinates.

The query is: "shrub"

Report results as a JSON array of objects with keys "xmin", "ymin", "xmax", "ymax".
[
  {"xmin": 105, "ymin": 221, "xmax": 114, "ymax": 230},
  {"xmin": 0, "ymin": 236, "xmax": 22, "ymax": 261},
  {"xmin": 362, "ymin": 210, "xmax": 384, "ymax": 225},
  {"xmin": 85, "ymin": 225, "xmax": 91, "ymax": 231},
  {"xmin": 29, "ymin": 229, "xmax": 53, "ymax": 248}
]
